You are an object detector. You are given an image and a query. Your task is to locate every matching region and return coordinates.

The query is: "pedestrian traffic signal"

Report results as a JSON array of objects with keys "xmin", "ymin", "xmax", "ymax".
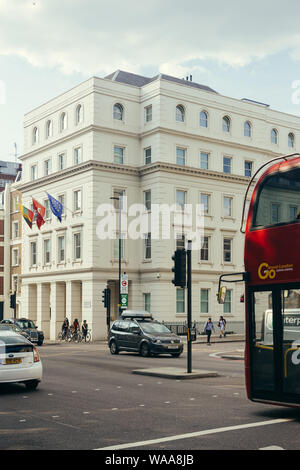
[{"xmin": 171, "ymin": 249, "xmax": 186, "ymax": 288}]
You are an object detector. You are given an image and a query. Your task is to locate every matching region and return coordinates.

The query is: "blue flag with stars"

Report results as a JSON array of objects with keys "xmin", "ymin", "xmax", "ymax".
[{"xmin": 47, "ymin": 193, "xmax": 63, "ymax": 222}]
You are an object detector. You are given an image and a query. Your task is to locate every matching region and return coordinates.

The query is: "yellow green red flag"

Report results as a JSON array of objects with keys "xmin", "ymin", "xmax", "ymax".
[{"xmin": 18, "ymin": 203, "xmax": 34, "ymax": 229}]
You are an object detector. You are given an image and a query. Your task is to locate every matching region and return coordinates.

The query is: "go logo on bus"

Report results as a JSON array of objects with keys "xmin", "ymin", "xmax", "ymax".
[{"xmin": 258, "ymin": 262, "xmax": 276, "ymax": 280}]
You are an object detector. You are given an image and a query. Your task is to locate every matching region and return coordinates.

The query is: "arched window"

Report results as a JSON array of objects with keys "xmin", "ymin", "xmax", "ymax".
[
  {"xmin": 46, "ymin": 120, "xmax": 53, "ymax": 138},
  {"xmin": 76, "ymin": 104, "xmax": 83, "ymax": 124},
  {"xmin": 288, "ymin": 132, "xmax": 295, "ymax": 148},
  {"xmin": 222, "ymin": 116, "xmax": 231, "ymax": 133},
  {"xmin": 244, "ymin": 121, "xmax": 251, "ymax": 137},
  {"xmin": 200, "ymin": 111, "xmax": 208, "ymax": 128},
  {"xmin": 32, "ymin": 127, "xmax": 39, "ymax": 144},
  {"xmin": 60, "ymin": 112, "xmax": 67, "ymax": 131},
  {"xmin": 176, "ymin": 105, "xmax": 185, "ymax": 122},
  {"xmin": 271, "ymin": 128, "xmax": 278, "ymax": 144},
  {"xmin": 113, "ymin": 103, "xmax": 124, "ymax": 121}
]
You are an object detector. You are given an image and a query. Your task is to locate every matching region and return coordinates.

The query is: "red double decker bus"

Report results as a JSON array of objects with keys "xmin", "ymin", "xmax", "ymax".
[{"xmin": 219, "ymin": 153, "xmax": 300, "ymax": 407}]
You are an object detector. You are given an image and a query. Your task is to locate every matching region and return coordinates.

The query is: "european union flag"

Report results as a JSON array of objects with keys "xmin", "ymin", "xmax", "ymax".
[{"xmin": 47, "ymin": 193, "xmax": 63, "ymax": 222}]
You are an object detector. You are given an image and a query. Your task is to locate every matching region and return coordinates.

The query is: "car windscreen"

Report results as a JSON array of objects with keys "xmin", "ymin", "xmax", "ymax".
[
  {"xmin": 138, "ymin": 321, "xmax": 172, "ymax": 335},
  {"xmin": 16, "ymin": 320, "xmax": 36, "ymax": 329}
]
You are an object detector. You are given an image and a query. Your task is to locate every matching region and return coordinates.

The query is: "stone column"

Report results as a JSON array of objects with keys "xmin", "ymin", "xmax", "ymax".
[
  {"xmin": 37, "ymin": 283, "xmax": 50, "ymax": 339},
  {"xmin": 50, "ymin": 282, "xmax": 66, "ymax": 340},
  {"xmin": 66, "ymin": 280, "xmax": 82, "ymax": 324}
]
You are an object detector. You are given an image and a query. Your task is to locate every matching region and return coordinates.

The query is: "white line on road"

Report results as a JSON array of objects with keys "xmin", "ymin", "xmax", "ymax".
[{"xmin": 95, "ymin": 418, "xmax": 293, "ymax": 450}]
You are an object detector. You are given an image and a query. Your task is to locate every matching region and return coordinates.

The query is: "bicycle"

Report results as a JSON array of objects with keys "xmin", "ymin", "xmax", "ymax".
[
  {"xmin": 58, "ymin": 329, "xmax": 71, "ymax": 342},
  {"xmin": 80, "ymin": 329, "xmax": 92, "ymax": 343}
]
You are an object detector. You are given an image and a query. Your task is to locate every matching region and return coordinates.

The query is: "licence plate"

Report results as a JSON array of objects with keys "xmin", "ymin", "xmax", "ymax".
[
  {"xmin": 167, "ymin": 344, "xmax": 179, "ymax": 349},
  {"xmin": 5, "ymin": 358, "xmax": 22, "ymax": 365}
]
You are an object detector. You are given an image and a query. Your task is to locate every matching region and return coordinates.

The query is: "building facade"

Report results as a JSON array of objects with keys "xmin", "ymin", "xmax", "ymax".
[{"xmin": 16, "ymin": 70, "xmax": 300, "ymax": 340}]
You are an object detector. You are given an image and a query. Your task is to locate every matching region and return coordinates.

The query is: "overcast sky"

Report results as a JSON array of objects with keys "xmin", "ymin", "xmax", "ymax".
[{"xmin": 1, "ymin": 0, "xmax": 300, "ymax": 161}]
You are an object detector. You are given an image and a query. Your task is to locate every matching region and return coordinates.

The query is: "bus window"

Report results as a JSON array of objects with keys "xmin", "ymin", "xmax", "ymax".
[
  {"xmin": 252, "ymin": 167, "xmax": 300, "ymax": 229},
  {"xmin": 282, "ymin": 289, "xmax": 300, "ymax": 395},
  {"xmin": 252, "ymin": 291, "xmax": 275, "ymax": 393}
]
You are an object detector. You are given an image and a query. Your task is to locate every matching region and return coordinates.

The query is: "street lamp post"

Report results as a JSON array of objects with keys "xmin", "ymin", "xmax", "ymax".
[{"xmin": 110, "ymin": 195, "xmax": 122, "ymax": 317}]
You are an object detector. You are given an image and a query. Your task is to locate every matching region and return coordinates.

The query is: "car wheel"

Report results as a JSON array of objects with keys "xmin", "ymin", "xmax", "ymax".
[
  {"xmin": 110, "ymin": 340, "xmax": 119, "ymax": 355},
  {"xmin": 140, "ymin": 342, "xmax": 150, "ymax": 357},
  {"xmin": 25, "ymin": 380, "xmax": 39, "ymax": 391}
]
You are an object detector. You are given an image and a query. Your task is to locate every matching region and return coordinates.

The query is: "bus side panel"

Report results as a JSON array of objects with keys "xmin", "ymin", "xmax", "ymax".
[{"xmin": 244, "ymin": 288, "xmax": 251, "ymax": 400}]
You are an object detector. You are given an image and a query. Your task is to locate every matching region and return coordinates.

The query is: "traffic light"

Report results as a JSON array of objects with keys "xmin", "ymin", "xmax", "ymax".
[
  {"xmin": 171, "ymin": 249, "xmax": 186, "ymax": 288},
  {"xmin": 102, "ymin": 288, "xmax": 111, "ymax": 309},
  {"xmin": 10, "ymin": 292, "xmax": 16, "ymax": 309}
]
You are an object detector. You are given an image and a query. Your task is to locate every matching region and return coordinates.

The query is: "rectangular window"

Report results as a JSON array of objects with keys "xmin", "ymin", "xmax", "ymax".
[
  {"xmin": 223, "ymin": 290, "xmax": 232, "ymax": 314},
  {"xmin": 176, "ymin": 147, "xmax": 186, "ymax": 166},
  {"xmin": 31, "ymin": 241, "xmax": 37, "ymax": 266},
  {"xmin": 144, "ymin": 190, "xmax": 151, "ymax": 211},
  {"xmin": 223, "ymin": 238, "xmax": 232, "ymax": 263},
  {"xmin": 113, "ymin": 237, "xmax": 124, "ymax": 260},
  {"xmin": 74, "ymin": 190, "xmax": 82, "ymax": 211},
  {"xmin": 74, "ymin": 147, "xmax": 82, "ymax": 165},
  {"xmin": 44, "ymin": 199, "xmax": 50, "ymax": 219},
  {"xmin": 12, "ymin": 248, "xmax": 18, "ymax": 266},
  {"xmin": 144, "ymin": 293, "xmax": 151, "ymax": 313},
  {"xmin": 74, "ymin": 233, "xmax": 81, "ymax": 260},
  {"xmin": 176, "ymin": 233, "xmax": 185, "ymax": 250},
  {"xmin": 12, "ymin": 275, "xmax": 18, "ymax": 293},
  {"xmin": 58, "ymin": 153, "xmax": 66, "ymax": 170},
  {"xmin": 145, "ymin": 105, "xmax": 152, "ymax": 122},
  {"xmin": 223, "ymin": 156, "xmax": 231, "ymax": 174},
  {"xmin": 176, "ymin": 288, "xmax": 185, "ymax": 313},
  {"xmin": 271, "ymin": 203, "xmax": 280, "ymax": 224},
  {"xmin": 200, "ymin": 236, "xmax": 209, "ymax": 261},
  {"xmin": 13, "ymin": 196, "xmax": 19, "ymax": 212},
  {"xmin": 114, "ymin": 146, "xmax": 124, "ymax": 164},
  {"xmin": 200, "ymin": 289, "xmax": 209, "ymax": 314},
  {"xmin": 144, "ymin": 233, "xmax": 151, "ymax": 259},
  {"xmin": 200, "ymin": 152, "xmax": 209, "ymax": 170},
  {"xmin": 224, "ymin": 196, "xmax": 233, "ymax": 217},
  {"xmin": 31, "ymin": 165, "xmax": 37, "ymax": 180},
  {"xmin": 44, "ymin": 239, "xmax": 50, "ymax": 265},
  {"xmin": 200, "ymin": 194, "xmax": 210, "ymax": 215},
  {"xmin": 176, "ymin": 190, "xmax": 186, "ymax": 208},
  {"xmin": 244, "ymin": 161, "xmax": 252, "ymax": 177},
  {"xmin": 44, "ymin": 159, "xmax": 51, "ymax": 176},
  {"xmin": 58, "ymin": 235, "xmax": 65, "ymax": 262},
  {"xmin": 144, "ymin": 147, "xmax": 151, "ymax": 165},
  {"xmin": 12, "ymin": 221, "xmax": 19, "ymax": 238},
  {"xmin": 290, "ymin": 205, "xmax": 297, "ymax": 220},
  {"xmin": 58, "ymin": 194, "xmax": 65, "ymax": 215}
]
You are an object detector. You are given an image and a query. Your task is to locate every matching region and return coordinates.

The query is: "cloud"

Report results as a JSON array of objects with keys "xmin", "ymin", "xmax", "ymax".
[{"xmin": 0, "ymin": 0, "xmax": 300, "ymax": 78}]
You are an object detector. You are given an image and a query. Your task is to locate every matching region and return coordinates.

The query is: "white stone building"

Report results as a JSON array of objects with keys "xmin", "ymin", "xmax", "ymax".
[{"xmin": 16, "ymin": 70, "xmax": 300, "ymax": 340}]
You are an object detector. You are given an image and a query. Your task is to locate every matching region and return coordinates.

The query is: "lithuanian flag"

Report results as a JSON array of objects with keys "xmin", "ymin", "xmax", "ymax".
[{"xmin": 19, "ymin": 203, "xmax": 34, "ymax": 229}]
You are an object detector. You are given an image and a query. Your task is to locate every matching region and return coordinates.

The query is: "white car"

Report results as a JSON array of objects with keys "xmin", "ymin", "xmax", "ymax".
[{"xmin": 0, "ymin": 330, "xmax": 43, "ymax": 390}]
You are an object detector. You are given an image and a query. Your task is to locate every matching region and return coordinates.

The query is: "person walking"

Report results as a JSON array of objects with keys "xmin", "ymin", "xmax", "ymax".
[
  {"xmin": 218, "ymin": 316, "xmax": 227, "ymax": 338},
  {"xmin": 203, "ymin": 318, "xmax": 215, "ymax": 345}
]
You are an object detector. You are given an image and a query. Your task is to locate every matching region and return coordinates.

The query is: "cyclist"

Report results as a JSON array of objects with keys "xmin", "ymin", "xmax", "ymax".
[
  {"xmin": 61, "ymin": 318, "xmax": 69, "ymax": 340},
  {"xmin": 82, "ymin": 320, "xmax": 88, "ymax": 342},
  {"xmin": 72, "ymin": 318, "xmax": 80, "ymax": 341}
]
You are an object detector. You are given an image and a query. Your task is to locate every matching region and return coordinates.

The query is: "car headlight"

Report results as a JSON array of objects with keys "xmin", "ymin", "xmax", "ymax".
[{"xmin": 151, "ymin": 338, "xmax": 161, "ymax": 344}]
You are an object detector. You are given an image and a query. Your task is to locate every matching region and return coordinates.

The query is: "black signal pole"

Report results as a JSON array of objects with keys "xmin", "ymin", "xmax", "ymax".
[{"xmin": 187, "ymin": 240, "xmax": 192, "ymax": 373}]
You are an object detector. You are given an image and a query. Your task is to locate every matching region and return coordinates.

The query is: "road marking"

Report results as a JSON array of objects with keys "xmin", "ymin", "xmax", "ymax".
[
  {"xmin": 95, "ymin": 418, "xmax": 292, "ymax": 450},
  {"xmin": 260, "ymin": 446, "xmax": 284, "ymax": 450}
]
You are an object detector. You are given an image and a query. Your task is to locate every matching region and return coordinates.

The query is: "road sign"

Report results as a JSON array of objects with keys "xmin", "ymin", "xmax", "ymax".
[
  {"xmin": 120, "ymin": 274, "xmax": 128, "ymax": 294},
  {"xmin": 120, "ymin": 294, "xmax": 128, "ymax": 309}
]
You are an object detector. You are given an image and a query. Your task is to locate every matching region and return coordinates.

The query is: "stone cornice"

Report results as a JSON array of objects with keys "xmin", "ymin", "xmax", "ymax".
[{"xmin": 18, "ymin": 158, "xmax": 253, "ymax": 194}]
